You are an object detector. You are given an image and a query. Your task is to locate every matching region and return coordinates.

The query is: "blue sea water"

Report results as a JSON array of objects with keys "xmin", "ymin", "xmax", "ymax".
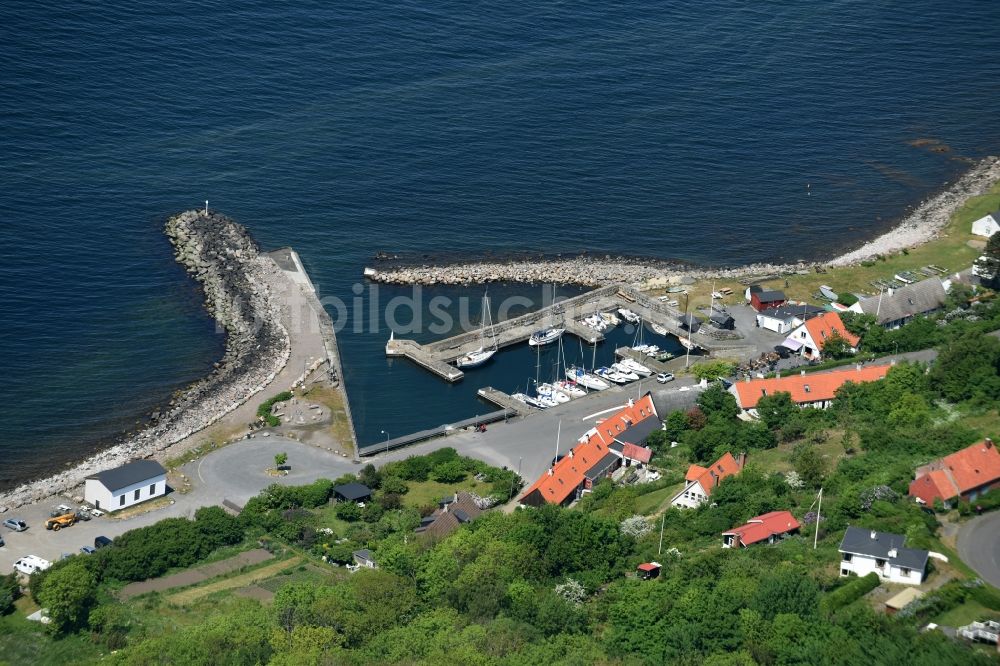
[{"xmin": 2, "ymin": 1, "xmax": 1000, "ymax": 488}]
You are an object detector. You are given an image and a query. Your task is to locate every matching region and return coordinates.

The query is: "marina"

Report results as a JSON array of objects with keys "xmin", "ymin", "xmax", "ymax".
[{"xmin": 383, "ymin": 284, "xmax": 755, "ymax": 383}]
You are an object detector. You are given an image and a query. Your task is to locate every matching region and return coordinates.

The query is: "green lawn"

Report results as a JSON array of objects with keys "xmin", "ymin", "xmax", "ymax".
[
  {"xmin": 402, "ymin": 477, "xmax": 489, "ymax": 509},
  {"xmin": 749, "ymin": 432, "xmax": 847, "ymax": 475},
  {"xmin": 0, "ymin": 599, "xmax": 105, "ymax": 666},
  {"xmin": 935, "ymin": 599, "xmax": 1000, "ymax": 627},
  {"xmin": 636, "ymin": 484, "xmax": 684, "ymax": 515}
]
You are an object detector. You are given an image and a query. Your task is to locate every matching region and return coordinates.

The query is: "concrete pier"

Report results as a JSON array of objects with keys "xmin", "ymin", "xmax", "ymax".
[
  {"xmin": 478, "ymin": 387, "xmax": 536, "ymax": 416},
  {"xmin": 385, "ymin": 284, "xmax": 755, "ymax": 382},
  {"xmin": 614, "ymin": 347, "xmax": 674, "ymax": 374}
]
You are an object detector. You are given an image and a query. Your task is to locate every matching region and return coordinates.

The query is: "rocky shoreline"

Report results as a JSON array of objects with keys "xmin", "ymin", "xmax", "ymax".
[
  {"xmin": 0, "ymin": 210, "xmax": 291, "ymax": 510},
  {"xmin": 364, "ymin": 156, "xmax": 999, "ymax": 287}
]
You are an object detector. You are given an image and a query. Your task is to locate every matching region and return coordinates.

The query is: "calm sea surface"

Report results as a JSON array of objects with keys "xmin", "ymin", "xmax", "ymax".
[{"xmin": 2, "ymin": 1, "xmax": 1000, "ymax": 488}]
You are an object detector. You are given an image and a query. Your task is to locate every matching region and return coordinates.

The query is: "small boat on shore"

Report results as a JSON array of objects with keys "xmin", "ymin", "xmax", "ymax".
[
  {"xmin": 819, "ymin": 285, "xmax": 838, "ymax": 301},
  {"xmin": 529, "ymin": 327, "xmax": 565, "ymax": 347}
]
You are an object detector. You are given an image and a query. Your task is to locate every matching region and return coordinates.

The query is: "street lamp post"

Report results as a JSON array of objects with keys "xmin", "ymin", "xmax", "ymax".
[{"xmin": 381, "ymin": 430, "xmax": 390, "ymax": 455}]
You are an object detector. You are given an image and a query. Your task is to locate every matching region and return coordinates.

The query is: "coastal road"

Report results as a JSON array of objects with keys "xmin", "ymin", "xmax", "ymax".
[{"xmin": 957, "ymin": 511, "xmax": 1000, "ymax": 589}]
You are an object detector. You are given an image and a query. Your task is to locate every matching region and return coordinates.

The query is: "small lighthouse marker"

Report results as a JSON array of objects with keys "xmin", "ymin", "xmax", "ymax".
[{"xmin": 204, "ymin": 200, "xmax": 209, "ymax": 215}]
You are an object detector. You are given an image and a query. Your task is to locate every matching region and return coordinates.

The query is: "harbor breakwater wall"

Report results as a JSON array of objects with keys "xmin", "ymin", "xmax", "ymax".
[
  {"xmin": 0, "ymin": 210, "xmax": 291, "ymax": 509},
  {"xmin": 364, "ymin": 156, "xmax": 1000, "ymax": 288}
]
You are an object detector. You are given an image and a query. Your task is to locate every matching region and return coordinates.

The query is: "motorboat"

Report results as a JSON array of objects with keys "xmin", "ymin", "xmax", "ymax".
[
  {"xmin": 643, "ymin": 345, "xmax": 660, "ymax": 355},
  {"xmin": 678, "ymin": 336, "xmax": 696, "ymax": 351},
  {"xmin": 513, "ymin": 393, "xmax": 547, "ymax": 409},
  {"xmin": 536, "ymin": 394, "xmax": 559, "ymax": 408},
  {"xmin": 555, "ymin": 380, "xmax": 587, "ymax": 398},
  {"xmin": 633, "ymin": 344, "xmax": 650, "ymax": 353},
  {"xmin": 610, "ymin": 363, "xmax": 640, "ymax": 381},
  {"xmin": 457, "ymin": 294, "xmax": 498, "ymax": 368},
  {"xmin": 617, "ymin": 308, "xmax": 640, "ymax": 324},
  {"xmin": 584, "ymin": 314, "xmax": 607, "ymax": 331},
  {"xmin": 529, "ymin": 327, "xmax": 565, "ymax": 347},
  {"xmin": 600, "ymin": 312, "xmax": 620, "ymax": 327},
  {"xmin": 596, "ymin": 367, "xmax": 630, "ymax": 384},
  {"xmin": 619, "ymin": 357, "xmax": 652, "ymax": 376}
]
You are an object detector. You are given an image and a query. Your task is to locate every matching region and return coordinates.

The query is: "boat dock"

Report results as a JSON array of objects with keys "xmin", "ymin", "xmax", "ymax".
[
  {"xmin": 477, "ymin": 387, "xmax": 537, "ymax": 416},
  {"xmin": 614, "ymin": 347, "xmax": 673, "ymax": 374},
  {"xmin": 357, "ymin": 408, "xmax": 515, "ymax": 456},
  {"xmin": 385, "ymin": 284, "xmax": 755, "ymax": 382}
]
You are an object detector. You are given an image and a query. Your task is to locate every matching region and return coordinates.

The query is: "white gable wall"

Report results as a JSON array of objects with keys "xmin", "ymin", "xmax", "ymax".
[
  {"xmin": 972, "ymin": 213, "xmax": 1000, "ymax": 238},
  {"xmin": 671, "ymin": 480, "xmax": 710, "ymax": 509},
  {"xmin": 85, "ymin": 474, "xmax": 166, "ymax": 512}
]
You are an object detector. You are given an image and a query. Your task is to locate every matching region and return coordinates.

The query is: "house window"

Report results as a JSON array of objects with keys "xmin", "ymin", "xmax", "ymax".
[
  {"xmin": 841, "ymin": 569, "xmax": 849, "ymax": 576},
  {"xmin": 875, "ymin": 559, "xmax": 886, "ymax": 567},
  {"xmin": 134, "ymin": 489, "xmax": 141, "ymax": 501},
  {"xmin": 842, "ymin": 553, "xmax": 852, "ymax": 562},
  {"xmin": 901, "ymin": 567, "xmax": 911, "ymax": 576},
  {"xmin": 150, "ymin": 483, "xmax": 156, "ymax": 495},
  {"xmin": 119, "ymin": 495, "xmax": 125, "ymax": 507}
]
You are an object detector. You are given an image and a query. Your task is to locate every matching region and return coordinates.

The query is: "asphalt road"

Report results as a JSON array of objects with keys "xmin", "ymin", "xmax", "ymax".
[{"xmin": 957, "ymin": 511, "xmax": 1000, "ymax": 589}]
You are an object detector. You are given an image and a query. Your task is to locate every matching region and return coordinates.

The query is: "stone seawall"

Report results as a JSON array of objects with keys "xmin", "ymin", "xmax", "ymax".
[{"xmin": 0, "ymin": 210, "xmax": 291, "ymax": 509}]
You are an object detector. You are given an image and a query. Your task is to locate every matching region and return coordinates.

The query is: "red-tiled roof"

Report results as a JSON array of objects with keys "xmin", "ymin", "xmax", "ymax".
[
  {"xmin": 637, "ymin": 562, "xmax": 660, "ymax": 572},
  {"xmin": 723, "ymin": 510, "xmax": 800, "ymax": 547},
  {"xmin": 909, "ymin": 439, "xmax": 1000, "ymax": 504},
  {"xmin": 731, "ymin": 364, "xmax": 890, "ymax": 409},
  {"xmin": 621, "ymin": 442, "xmax": 653, "ymax": 464},
  {"xmin": 803, "ymin": 311, "xmax": 860, "ymax": 349},
  {"xmin": 519, "ymin": 395, "xmax": 657, "ymax": 506},
  {"xmin": 685, "ymin": 452, "xmax": 742, "ymax": 497}
]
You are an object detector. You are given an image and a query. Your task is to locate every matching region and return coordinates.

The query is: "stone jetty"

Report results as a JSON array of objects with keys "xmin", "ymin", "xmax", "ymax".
[{"xmin": 0, "ymin": 210, "xmax": 291, "ymax": 509}]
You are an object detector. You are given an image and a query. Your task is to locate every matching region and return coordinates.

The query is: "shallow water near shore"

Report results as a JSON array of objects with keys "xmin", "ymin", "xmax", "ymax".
[{"xmin": 2, "ymin": 1, "xmax": 1000, "ymax": 489}]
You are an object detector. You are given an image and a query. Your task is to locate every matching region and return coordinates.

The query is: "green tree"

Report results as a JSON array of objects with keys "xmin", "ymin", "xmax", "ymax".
[
  {"xmin": 751, "ymin": 568, "xmax": 820, "ymax": 620},
  {"xmin": 692, "ymin": 360, "xmax": 737, "ymax": 382},
  {"xmin": 821, "ymin": 332, "xmax": 854, "ymax": 359},
  {"xmin": 791, "ymin": 444, "xmax": 827, "ymax": 488},
  {"xmin": 755, "ymin": 392, "xmax": 797, "ymax": 431},
  {"xmin": 664, "ymin": 410, "xmax": 689, "ymax": 443},
  {"xmin": 334, "ymin": 500, "xmax": 362, "ymax": 521},
  {"xmin": 929, "ymin": 332, "xmax": 1000, "ymax": 404},
  {"xmin": 194, "ymin": 505, "xmax": 244, "ymax": 547},
  {"xmin": 0, "ymin": 572, "xmax": 19, "ymax": 615},
  {"xmin": 697, "ymin": 384, "xmax": 739, "ymax": 420},
  {"xmin": 38, "ymin": 559, "xmax": 96, "ymax": 632},
  {"xmin": 275, "ymin": 452, "xmax": 288, "ymax": 468},
  {"xmin": 380, "ymin": 475, "xmax": 409, "ymax": 495},
  {"xmin": 431, "ymin": 460, "xmax": 467, "ymax": 484},
  {"xmin": 974, "ymin": 231, "xmax": 1000, "ymax": 289}
]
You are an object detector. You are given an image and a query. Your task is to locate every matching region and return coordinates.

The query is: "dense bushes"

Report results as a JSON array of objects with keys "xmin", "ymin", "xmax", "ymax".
[
  {"xmin": 820, "ymin": 572, "xmax": 879, "ymax": 614},
  {"xmin": 256, "ymin": 391, "xmax": 293, "ymax": 427}
]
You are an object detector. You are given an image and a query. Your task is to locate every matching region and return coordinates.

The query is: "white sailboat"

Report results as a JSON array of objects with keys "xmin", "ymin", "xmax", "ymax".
[
  {"xmin": 555, "ymin": 380, "xmax": 587, "ymax": 398},
  {"xmin": 610, "ymin": 363, "xmax": 640, "ymax": 381},
  {"xmin": 537, "ymin": 382, "xmax": 571, "ymax": 403},
  {"xmin": 529, "ymin": 327, "xmax": 565, "ymax": 347},
  {"xmin": 617, "ymin": 308, "xmax": 640, "ymax": 324},
  {"xmin": 567, "ymin": 365, "xmax": 610, "ymax": 390},
  {"xmin": 618, "ymin": 357, "xmax": 652, "ymax": 376},
  {"xmin": 456, "ymin": 294, "xmax": 498, "ymax": 369},
  {"xmin": 649, "ymin": 322, "xmax": 668, "ymax": 336}
]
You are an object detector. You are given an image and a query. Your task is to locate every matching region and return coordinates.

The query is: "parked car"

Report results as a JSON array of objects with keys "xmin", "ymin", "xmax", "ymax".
[
  {"xmin": 80, "ymin": 546, "xmax": 95, "ymax": 555},
  {"xmin": 3, "ymin": 519, "xmax": 28, "ymax": 532},
  {"xmin": 0, "ymin": 534, "xmax": 5, "ymax": 548},
  {"xmin": 74, "ymin": 511, "xmax": 91, "ymax": 522},
  {"xmin": 51, "ymin": 504, "xmax": 74, "ymax": 517},
  {"xmin": 13, "ymin": 555, "xmax": 51, "ymax": 575},
  {"xmin": 94, "ymin": 536, "xmax": 113, "ymax": 549},
  {"xmin": 656, "ymin": 372, "xmax": 675, "ymax": 384},
  {"xmin": 89, "ymin": 508, "xmax": 105, "ymax": 518},
  {"xmin": 44, "ymin": 513, "xmax": 76, "ymax": 531}
]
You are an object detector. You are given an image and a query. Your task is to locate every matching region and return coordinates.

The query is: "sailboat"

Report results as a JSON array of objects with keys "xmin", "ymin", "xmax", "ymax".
[
  {"xmin": 457, "ymin": 294, "xmax": 498, "ymax": 369},
  {"xmin": 529, "ymin": 327, "xmax": 565, "ymax": 347},
  {"xmin": 649, "ymin": 322, "xmax": 668, "ymax": 336}
]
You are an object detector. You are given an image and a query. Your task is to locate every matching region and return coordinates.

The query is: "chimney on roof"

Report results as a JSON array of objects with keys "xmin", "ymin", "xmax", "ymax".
[
  {"xmin": 986, "ymin": 438, "xmax": 994, "ymax": 449},
  {"xmin": 454, "ymin": 491, "xmax": 459, "ymax": 503},
  {"xmin": 737, "ymin": 452, "xmax": 747, "ymax": 468},
  {"xmin": 547, "ymin": 469, "xmax": 553, "ymax": 476},
  {"xmin": 888, "ymin": 547, "xmax": 898, "ymax": 558},
  {"xmin": 801, "ymin": 369, "xmax": 806, "ymax": 376},
  {"xmin": 856, "ymin": 364, "xmax": 862, "ymax": 371},
  {"xmin": 569, "ymin": 449, "xmax": 574, "ymax": 458},
  {"xmin": 870, "ymin": 530, "xmax": 877, "ymax": 540},
  {"xmin": 776, "ymin": 371, "xmax": 781, "ymax": 379}
]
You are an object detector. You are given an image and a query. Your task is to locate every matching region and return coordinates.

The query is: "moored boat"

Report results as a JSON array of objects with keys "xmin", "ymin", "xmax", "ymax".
[{"xmin": 529, "ymin": 327, "xmax": 565, "ymax": 347}]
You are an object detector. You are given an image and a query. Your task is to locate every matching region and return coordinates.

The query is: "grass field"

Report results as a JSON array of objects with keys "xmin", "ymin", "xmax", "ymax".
[
  {"xmin": 300, "ymin": 384, "xmax": 355, "ymax": 454},
  {"xmin": 0, "ymin": 598, "xmax": 104, "ymax": 666},
  {"xmin": 165, "ymin": 556, "xmax": 303, "ymax": 605},
  {"xmin": 402, "ymin": 477, "xmax": 489, "ymax": 508},
  {"xmin": 256, "ymin": 563, "xmax": 341, "ymax": 593},
  {"xmin": 935, "ymin": 599, "xmax": 1000, "ymax": 627},
  {"xmin": 635, "ymin": 483, "xmax": 684, "ymax": 515},
  {"xmin": 653, "ymin": 180, "xmax": 1000, "ymax": 311}
]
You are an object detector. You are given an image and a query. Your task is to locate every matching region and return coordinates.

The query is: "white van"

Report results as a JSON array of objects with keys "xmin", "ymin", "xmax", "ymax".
[{"xmin": 14, "ymin": 555, "xmax": 52, "ymax": 575}]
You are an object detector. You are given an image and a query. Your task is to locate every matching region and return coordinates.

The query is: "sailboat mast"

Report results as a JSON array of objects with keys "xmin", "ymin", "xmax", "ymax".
[{"xmin": 554, "ymin": 420, "xmax": 562, "ymax": 463}]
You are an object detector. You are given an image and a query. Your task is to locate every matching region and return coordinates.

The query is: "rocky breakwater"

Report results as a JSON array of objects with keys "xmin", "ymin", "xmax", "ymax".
[{"xmin": 0, "ymin": 210, "xmax": 291, "ymax": 510}]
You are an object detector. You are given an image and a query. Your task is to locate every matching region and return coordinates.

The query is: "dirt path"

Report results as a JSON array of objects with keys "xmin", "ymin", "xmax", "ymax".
[{"xmin": 118, "ymin": 548, "xmax": 273, "ymax": 600}]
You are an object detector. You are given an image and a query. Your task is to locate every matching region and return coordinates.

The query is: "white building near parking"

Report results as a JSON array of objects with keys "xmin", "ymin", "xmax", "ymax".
[{"xmin": 84, "ymin": 459, "xmax": 167, "ymax": 512}]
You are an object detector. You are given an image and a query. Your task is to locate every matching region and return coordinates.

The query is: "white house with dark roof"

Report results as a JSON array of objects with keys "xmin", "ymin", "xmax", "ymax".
[
  {"xmin": 84, "ymin": 459, "xmax": 167, "ymax": 512},
  {"xmin": 972, "ymin": 210, "xmax": 1000, "ymax": 238},
  {"xmin": 755, "ymin": 303, "xmax": 825, "ymax": 334},
  {"xmin": 838, "ymin": 526, "xmax": 929, "ymax": 585},
  {"xmin": 848, "ymin": 277, "xmax": 948, "ymax": 330}
]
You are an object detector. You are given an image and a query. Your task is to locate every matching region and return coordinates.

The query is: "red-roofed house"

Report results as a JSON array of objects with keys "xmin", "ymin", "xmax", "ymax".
[
  {"xmin": 909, "ymin": 439, "xmax": 1000, "ymax": 507},
  {"xmin": 671, "ymin": 452, "xmax": 745, "ymax": 509},
  {"xmin": 785, "ymin": 311, "xmax": 860, "ymax": 361},
  {"xmin": 722, "ymin": 511, "xmax": 801, "ymax": 548},
  {"xmin": 637, "ymin": 562, "xmax": 662, "ymax": 579},
  {"xmin": 729, "ymin": 364, "xmax": 891, "ymax": 416},
  {"xmin": 519, "ymin": 394, "xmax": 658, "ymax": 507}
]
